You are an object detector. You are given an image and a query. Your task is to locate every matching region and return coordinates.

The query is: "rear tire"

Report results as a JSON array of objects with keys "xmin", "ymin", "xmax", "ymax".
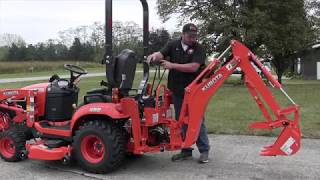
[
  {"xmin": 0, "ymin": 128, "xmax": 27, "ymax": 162},
  {"xmin": 72, "ymin": 121, "xmax": 126, "ymax": 174}
]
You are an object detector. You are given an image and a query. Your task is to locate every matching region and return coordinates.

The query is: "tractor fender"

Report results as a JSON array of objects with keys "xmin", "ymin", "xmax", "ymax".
[{"xmin": 70, "ymin": 103, "xmax": 129, "ymax": 130}]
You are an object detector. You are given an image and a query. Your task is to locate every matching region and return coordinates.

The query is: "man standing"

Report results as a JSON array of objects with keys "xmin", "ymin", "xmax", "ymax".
[{"xmin": 147, "ymin": 23, "xmax": 210, "ymax": 163}]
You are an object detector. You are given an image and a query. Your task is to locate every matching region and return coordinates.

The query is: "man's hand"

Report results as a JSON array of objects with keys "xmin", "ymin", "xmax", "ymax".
[
  {"xmin": 146, "ymin": 54, "xmax": 155, "ymax": 64},
  {"xmin": 160, "ymin": 60, "xmax": 175, "ymax": 70},
  {"xmin": 146, "ymin": 53, "xmax": 158, "ymax": 64},
  {"xmin": 146, "ymin": 52, "xmax": 164, "ymax": 65}
]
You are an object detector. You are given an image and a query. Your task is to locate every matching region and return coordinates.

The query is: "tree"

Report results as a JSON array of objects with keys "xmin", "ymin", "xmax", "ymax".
[
  {"xmin": 90, "ymin": 22, "xmax": 105, "ymax": 62},
  {"xmin": 69, "ymin": 38, "xmax": 94, "ymax": 61},
  {"xmin": 111, "ymin": 21, "xmax": 146, "ymax": 59},
  {"xmin": 7, "ymin": 43, "xmax": 27, "ymax": 61},
  {"xmin": 246, "ymin": 0, "xmax": 316, "ymax": 83},
  {"xmin": 112, "ymin": 21, "xmax": 143, "ymax": 55},
  {"xmin": 7, "ymin": 43, "xmax": 20, "ymax": 60},
  {"xmin": 69, "ymin": 38, "xmax": 82, "ymax": 61},
  {"xmin": 149, "ymin": 28, "xmax": 170, "ymax": 53},
  {"xmin": 0, "ymin": 47, "xmax": 9, "ymax": 61},
  {"xmin": 58, "ymin": 29, "xmax": 75, "ymax": 47},
  {"xmin": 79, "ymin": 42, "xmax": 94, "ymax": 61},
  {"xmin": 305, "ymin": 0, "xmax": 320, "ymax": 42},
  {"xmin": 90, "ymin": 22, "xmax": 105, "ymax": 48},
  {"xmin": 34, "ymin": 43, "xmax": 46, "ymax": 60},
  {"xmin": 44, "ymin": 39, "xmax": 57, "ymax": 60},
  {"xmin": 25, "ymin": 44, "xmax": 36, "ymax": 60},
  {"xmin": 54, "ymin": 43, "xmax": 69, "ymax": 60},
  {"xmin": 0, "ymin": 33, "xmax": 26, "ymax": 47},
  {"xmin": 156, "ymin": 0, "xmax": 319, "ymax": 83}
]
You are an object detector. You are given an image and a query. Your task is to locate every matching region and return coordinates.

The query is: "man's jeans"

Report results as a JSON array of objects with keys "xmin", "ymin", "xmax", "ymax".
[{"xmin": 172, "ymin": 94, "xmax": 210, "ymax": 153}]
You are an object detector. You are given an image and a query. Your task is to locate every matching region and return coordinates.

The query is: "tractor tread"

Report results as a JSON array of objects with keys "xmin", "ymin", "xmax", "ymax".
[
  {"xmin": 0, "ymin": 127, "xmax": 27, "ymax": 162},
  {"xmin": 73, "ymin": 120, "xmax": 126, "ymax": 173}
]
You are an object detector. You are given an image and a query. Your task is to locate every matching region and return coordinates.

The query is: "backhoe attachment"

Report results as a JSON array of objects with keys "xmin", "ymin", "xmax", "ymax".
[{"xmin": 180, "ymin": 40, "xmax": 301, "ymax": 156}]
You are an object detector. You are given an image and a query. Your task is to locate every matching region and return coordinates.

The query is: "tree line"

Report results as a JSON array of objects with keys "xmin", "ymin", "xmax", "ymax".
[{"xmin": 0, "ymin": 21, "xmax": 171, "ymax": 62}]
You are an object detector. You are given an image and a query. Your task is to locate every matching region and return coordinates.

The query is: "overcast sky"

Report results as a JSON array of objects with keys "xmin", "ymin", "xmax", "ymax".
[{"xmin": 0, "ymin": 0, "xmax": 179, "ymax": 44}]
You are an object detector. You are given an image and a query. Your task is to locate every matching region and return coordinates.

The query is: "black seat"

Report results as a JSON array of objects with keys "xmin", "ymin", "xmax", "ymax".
[
  {"xmin": 84, "ymin": 88, "xmax": 112, "ymax": 104},
  {"xmin": 84, "ymin": 49, "xmax": 138, "ymax": 104}
]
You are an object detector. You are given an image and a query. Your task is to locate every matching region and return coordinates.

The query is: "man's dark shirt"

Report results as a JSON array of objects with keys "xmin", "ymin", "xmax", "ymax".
[{"xmin": 160, "ymin": 39, "xmax": 206, "ymax": 96}]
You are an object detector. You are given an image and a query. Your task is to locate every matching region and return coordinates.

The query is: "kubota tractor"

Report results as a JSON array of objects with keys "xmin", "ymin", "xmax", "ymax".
[{"xmin": 0, "ymin": 0, "xmax": 300, "ymax": 174}]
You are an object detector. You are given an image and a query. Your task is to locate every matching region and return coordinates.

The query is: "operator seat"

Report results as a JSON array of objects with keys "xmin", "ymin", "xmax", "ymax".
[{"xmin": 83, "ymin": 49, "xmax": 138, "ymax": 104}]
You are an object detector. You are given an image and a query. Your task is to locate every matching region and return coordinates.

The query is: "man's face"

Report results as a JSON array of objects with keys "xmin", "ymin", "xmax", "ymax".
[{"xmin": 181, "ymin": 32, "xmax": 197, "ymax": 46}]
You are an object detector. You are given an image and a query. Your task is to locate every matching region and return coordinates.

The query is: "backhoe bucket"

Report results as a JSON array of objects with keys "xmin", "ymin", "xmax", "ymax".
[{"xmin": 260, "ymin": 123, "xmax": 301, "ymax": 156}]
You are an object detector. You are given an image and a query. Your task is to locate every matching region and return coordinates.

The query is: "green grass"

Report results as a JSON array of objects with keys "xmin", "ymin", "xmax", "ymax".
[
  {"xmin": 0, "ymin": 62, "xmax": 144, "ymax": 78},
  {"xmin": 0, "ymin": 67, "xmax": 105, "ymax": 79},
  {"xmin": 1, "ymin": 74, "xmax": 319, "ymax": 138},
  {"xmin": 0, "ymin": 61, "xmax": 102, "ymax": 75}
]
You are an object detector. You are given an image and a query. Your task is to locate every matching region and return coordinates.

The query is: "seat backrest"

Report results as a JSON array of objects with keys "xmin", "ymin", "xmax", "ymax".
[{"xmin": 106, "ymin": 49, "xmax": 138, "ymax": 93}]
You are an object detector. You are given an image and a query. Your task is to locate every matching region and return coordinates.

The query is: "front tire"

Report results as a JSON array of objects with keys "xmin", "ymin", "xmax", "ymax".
[
  {"xmin": 0, "ymin": 128, "xmax": 26, "ymax": 162},
  {"xmin": 72, "ymin": 121, "xmax": 126, "ymax": 174}
]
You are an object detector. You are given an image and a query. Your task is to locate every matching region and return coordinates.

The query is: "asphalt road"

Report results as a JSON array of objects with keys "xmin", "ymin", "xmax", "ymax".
[{"xmin": 0, "ymin": 134, "xmax": 319, "ymax": 180}]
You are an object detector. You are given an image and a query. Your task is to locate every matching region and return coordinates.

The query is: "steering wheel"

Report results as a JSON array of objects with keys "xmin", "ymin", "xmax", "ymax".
[
  {"xmin": 64, "ymin": 64, "xmax": 88, "ymax": 86},
  {"xmin": 64, "ymin": 64, "xmax": 87, "ymax": 75}
]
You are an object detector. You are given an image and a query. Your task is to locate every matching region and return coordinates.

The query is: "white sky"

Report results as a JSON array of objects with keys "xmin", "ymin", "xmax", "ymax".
[{"xmin": 0, "ymin": 0, "xmax": 179, "ymax": 44}]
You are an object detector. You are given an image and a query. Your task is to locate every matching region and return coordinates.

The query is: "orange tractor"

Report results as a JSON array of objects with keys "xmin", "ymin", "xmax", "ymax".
[{"xmin": 0, "ymin": 0, "xmax": 300, "ymax": 174}]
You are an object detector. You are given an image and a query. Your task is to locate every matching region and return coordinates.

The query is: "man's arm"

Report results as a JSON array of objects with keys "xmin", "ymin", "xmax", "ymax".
[
  {"xmin": 147, "ymin": 40, "xmax": 174, "ymax": 63},
  {"xmin": 160, "ymin": 60, "xmax": 200, "ymax": 73}
]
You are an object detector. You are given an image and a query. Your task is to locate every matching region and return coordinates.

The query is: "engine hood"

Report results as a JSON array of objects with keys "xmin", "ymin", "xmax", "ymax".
[{"xmin": 22, "ymin": 83, "xmax": 49, "ymax": 92}]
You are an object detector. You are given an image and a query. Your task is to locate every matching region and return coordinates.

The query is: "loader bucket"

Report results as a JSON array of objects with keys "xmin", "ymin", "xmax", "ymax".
[{"xmin": 259, "ymin": 123, "xmax": 301, "ymax": 156}]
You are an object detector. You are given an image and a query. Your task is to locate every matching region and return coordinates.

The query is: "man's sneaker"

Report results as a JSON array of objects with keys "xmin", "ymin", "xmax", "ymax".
[
  {"xmin": 171, "ymin": 151, "xmax": 192, "ymax": 162},
  {"xmin": 198, "ymin": 152, "xmax": 209, "ymax": 164}
]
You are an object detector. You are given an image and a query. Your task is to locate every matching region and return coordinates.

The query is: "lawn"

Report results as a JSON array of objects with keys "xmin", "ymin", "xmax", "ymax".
[
  {"xmin": 0, "ymin": 73, "xmax": 319, "ymax": 139},
  {"xmin": 0, "ymin": 61, "xmax": 143, "ymax": 78},
  {"xmin": 0, "ymin": 61, "xmax": 103, "ymax": 75},
  {"xmin": 205, "ymin": 80, "xmax": 320, "ymax": 138}
]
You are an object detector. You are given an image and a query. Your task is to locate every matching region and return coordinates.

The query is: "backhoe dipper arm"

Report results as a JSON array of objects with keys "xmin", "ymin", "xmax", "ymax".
[{"xmin": 179, "ymin": 40, "xmax": 301, "ymax": 156}]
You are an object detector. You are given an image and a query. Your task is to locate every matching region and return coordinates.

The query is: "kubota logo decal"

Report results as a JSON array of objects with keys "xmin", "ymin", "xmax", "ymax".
[
  {"xmin": 3, "ymin": 91, "xmax": 19, "ymax": 96},
  {"xmin": 202, "ymin": 73, "xmax": 223, "ymax": 91},
  {"xmin": 90, "ymin": 107, "xmax": 102, "ymax": 112}
]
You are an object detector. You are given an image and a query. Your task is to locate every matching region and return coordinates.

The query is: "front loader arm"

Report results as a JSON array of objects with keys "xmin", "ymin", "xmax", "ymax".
[
  {"xmin": 180, "ymin": 40, "xmax": 301, "ymax": 156},
  {"xmin": 0, "ymin": 89, "xmax": 37, "ymax": 129}
]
